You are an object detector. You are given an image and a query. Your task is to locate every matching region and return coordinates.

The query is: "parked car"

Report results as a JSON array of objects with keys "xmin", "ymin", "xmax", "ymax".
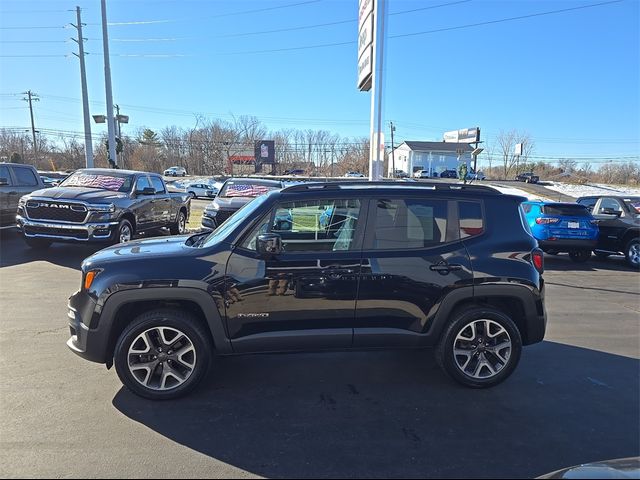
[
  {"xmin": 163, "ymin": 166, "xmax": 187, "ymax": 177},
  {"xmin": 467, "ymin": 171, "xmax": 486, "ymax": 181},
  {"xmin": 344, "ymin": 171, "xmax": 365, "ymax": 178},
  {"xmin": 440, "ymin": 169, "xmax": 458, "ymax": 179},
  {"xmin": 577, "ymin": 195, "xmax": 640, "ymax": 269},
  {"xmin": 185, "ymin": 183, "xmax": 217, "ymax": 199},
  {"xmin": 413, "ymin": 170, "xmax": 431, "ymax": 179},
  {"xmin": 283, "ymin": 169, "xmax": 305, "ymax": 176},
  {"xmin": 16, "ymin": 168, "xmax": 191, "ymax": 248},
  {"xmin": 392, "ymin": 169, "xmax": 408, "ymax": 178},
  {"xmin": 0, "ymin": 162, "xmax": 46, "ymax": 227},
  {"xmin": 522, "ymin": 201, "xmax": 598, "ymax": 262},
  {"xmin": 67, "ymin": 181, "xmax": 546, "ymax": 399},
  {"xmin": 515, "ymin": 172, "xmax": 539, "ymax": 183},
  {"xmin": 201, "ymin": 177, "xmax": 284, "ymax": 229}
]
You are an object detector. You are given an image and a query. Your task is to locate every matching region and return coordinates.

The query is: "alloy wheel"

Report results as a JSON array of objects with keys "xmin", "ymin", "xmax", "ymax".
[
  {"xmin": 178, "ymin": 213, "xmax": 186, "ymax": 234},
  {"xmin": 629, "ymin": 242, "xmax": 640, "ymax": 267},
  {"xmin": 120, "ymin": 224, "xmax": 132, "ymax": 243},
  {"xmin": 453, "ymin": 319, "xmax": 512, "ymax": 379},
  {"xmin": 127, "ymin": 326, "xmax": 196, "ymax": 391}
]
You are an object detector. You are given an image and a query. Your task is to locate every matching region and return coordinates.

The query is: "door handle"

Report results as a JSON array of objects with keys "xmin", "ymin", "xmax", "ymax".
[{"xmin": 430, "ymin": 262, "xmax": 463, "ymax": 275}]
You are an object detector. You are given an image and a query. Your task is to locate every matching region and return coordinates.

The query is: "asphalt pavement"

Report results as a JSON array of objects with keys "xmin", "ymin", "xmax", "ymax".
[{"xmin": 0, "ymin": 228, "xmax": 638, "ymax": 479}]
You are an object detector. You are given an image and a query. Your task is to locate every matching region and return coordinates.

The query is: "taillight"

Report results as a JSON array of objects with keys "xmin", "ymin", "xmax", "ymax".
[
  {"xmin": 535, "ymin": 217, "xmax": 560, "ymax": 225},
  {"xmin": 532, "ymin": 249, "xmax": 544, "ymax": 274}
]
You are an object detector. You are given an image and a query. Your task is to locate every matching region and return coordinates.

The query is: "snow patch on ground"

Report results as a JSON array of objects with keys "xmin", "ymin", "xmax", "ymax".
[
  {"xmin": 486, "ymin": 184, "xmax": 552, "ymax": 201},
  {"xmin": 544, "ymin": 182, "xmax": 640, "ymax": 198}
]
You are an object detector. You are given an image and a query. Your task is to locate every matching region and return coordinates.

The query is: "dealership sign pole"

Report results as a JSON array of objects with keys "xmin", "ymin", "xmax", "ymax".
[{"xmin": 358, "ymin": 0, "xmax": 387, "ymax": 181}]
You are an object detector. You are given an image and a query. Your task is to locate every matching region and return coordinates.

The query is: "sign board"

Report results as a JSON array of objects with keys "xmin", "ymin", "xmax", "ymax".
[
  {"xmin": 357, "ymin": 0, "xmax": 374, "ymax": 91},
  {"xmin": 443, "ymin": 127, "xmax": 481, "ymax": 144},
  {"xmin": 515, "ymin": 143, "xmax": 523, "ymax": 156},
  {"xmin": 254, "ymin": 140, "xmax": 276, "ymax": 173}
]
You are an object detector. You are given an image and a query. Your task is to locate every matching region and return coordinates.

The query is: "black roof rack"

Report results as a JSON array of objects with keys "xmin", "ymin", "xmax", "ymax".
[{"xmin": 281, "ymin": 181, "xmax": 502, "ymax": 193}]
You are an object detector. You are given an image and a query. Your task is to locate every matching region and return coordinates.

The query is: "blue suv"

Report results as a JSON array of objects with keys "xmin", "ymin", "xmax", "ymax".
[{"xmin": 522, "ymin": 201, "xmax": 598, "ymax": 262}]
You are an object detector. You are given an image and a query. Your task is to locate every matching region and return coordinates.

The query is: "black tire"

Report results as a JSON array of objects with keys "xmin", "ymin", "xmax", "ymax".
[
  {"xmin": 24, "ymin": 237, "xmax": 52, "ymax": 249},
  {"xmin": 170, "ymin": 210, "xmax": 187, "ymax": 235},
  {"xmin": 625, "ymin": 238, "xmax": 640, "ymax": 269},
  {"xmin": 569, "ymin": 250, "xmax": 591, "ymax": 263},
  {"xmin": 435, "ymin": 306, "xmax": 522, "ymax": 388},
  {"xmin": 113, "ymin": 219, "xmax": 133, "ymax": 245},
  {"xmin": 182, "ymin": 173, "xmax": 186, "ymax": 177},
  {"xmin": 114, "ymin": 308, "xmax": 212, "ymax": 400}
]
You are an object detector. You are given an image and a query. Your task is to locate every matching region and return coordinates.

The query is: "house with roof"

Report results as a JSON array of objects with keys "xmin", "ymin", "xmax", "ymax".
[{"xmin": 390, "ymin": 141, "xmax": 473, "ymax": 177}]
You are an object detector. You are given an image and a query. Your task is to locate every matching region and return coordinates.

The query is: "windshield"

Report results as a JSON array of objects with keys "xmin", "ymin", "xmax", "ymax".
[
  {"xmin": 219, "ymin": 180, "xmax": 280, "ymax": 198},
  {"xmin": 542, "ymin": 204, "xmax": 591, "ymax": 217},
  {"xmin": 60, "ymin": 172, "xmax": 134, "ymax": 192},
  {"xmin": 200, "ymin": 193, "xmax": 272, "ymax": 248}
]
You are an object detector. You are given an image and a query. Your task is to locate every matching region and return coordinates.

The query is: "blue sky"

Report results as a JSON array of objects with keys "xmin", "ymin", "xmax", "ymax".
[{"xmin": 1, "ymin": 0, "xmax": 639, "ymax": 166}]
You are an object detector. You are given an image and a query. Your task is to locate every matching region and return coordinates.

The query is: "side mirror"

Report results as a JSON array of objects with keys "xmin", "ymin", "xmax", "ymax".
[
  {"xmin": 136, "ymin": 187, "xmax": 156, "ymax": 196},
  {"xmin": 601, "ymin": 208, "xmax": 622, "ymax": 217},
  {"xmin": 0, "ymin": 177, "xmax": 8, "ymax": 186},
  {"xmin": 257, "ymin": 233, "xmax": 282, "ymax": 256}
]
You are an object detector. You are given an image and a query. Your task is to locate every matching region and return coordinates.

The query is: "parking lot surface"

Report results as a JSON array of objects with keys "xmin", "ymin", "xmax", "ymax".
[{"xmin": 0, "ymin": 229, "xmax": 638, "ymax": 479}]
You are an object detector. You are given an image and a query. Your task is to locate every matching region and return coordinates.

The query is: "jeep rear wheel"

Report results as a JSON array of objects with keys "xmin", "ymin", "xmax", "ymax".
[
  {"xmin": 114, "ymin": 309, "xmax": 212, "ymax": 400},
  {"xmin": 436, "ymin": 307, "xmax": 522, "ymax": 388}
]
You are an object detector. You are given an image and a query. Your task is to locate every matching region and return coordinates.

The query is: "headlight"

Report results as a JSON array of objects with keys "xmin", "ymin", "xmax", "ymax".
[
  {"xmin": 89, "ymin": 203, "xmax": 115, "ymax": 213},
  {"xmin": 18, "ymin": 196, "xmax": 28, "ymax": 207}
]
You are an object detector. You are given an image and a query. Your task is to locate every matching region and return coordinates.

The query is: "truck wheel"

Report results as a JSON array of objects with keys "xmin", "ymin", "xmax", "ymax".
[
  {"xmin": 114, "ymin": 309, "xmax": 212, "ymax": 400},
  {"xmin": 170, "ymin": 210, "xmax": 187, "ymax": 235},
  {"xmin": 114, "ymin": 219, "xmax": 133, "ymax": 244},
  {"xmin": 625, "ymin": 238, "xmax": 640, "ymax": 269},
  {"xmin": 436, "ymin": 306, "xmax": 522, "ymax": 388},
  {"xmin": 24, "ymin": 237, "xmax": 52, "ymax": 249},
  {"xmin": 569, "ymin": 250, "xmax": 591, "ymax": 263}
]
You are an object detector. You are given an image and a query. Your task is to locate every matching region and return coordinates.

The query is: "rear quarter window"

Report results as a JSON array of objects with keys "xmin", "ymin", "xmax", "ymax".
[{"xmin": 459, "ymin": 201, "xmax": 484, "ymax": 238}]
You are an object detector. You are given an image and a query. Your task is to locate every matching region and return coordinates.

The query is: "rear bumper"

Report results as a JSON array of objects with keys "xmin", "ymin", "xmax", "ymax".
[
  {"xmin": 17, "ymin": 215, "xmax": 118, "ymax": 242},
  {"xmin": 538, "ymin": 238, "xmax": 598, "ymax": 251}
]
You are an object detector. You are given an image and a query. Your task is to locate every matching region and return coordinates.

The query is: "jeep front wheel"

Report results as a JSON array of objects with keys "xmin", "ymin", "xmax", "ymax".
[
  {"xmin": 114, "ymin": 309, "xmax": 212, "ymax": 400},
  {"xmin": 626, "ymin": 238, "xmax": 640, "ymax": 269},
  {"xmin": 436, "ymin": 307, "xmax": 522, "ymax": 388}
]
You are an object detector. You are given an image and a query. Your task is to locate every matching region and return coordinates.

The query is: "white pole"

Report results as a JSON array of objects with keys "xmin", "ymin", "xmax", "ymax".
[
  {"xmin": 101, "ymin": 0, "xmax": 117, "ymax": 167},
  {"xmin": 368, "ymin": 0, "xmax": 387, "ymax": 181},
  {"xmin": 76, "ymin": 6, "xmax": 93, "ymax": 168}
]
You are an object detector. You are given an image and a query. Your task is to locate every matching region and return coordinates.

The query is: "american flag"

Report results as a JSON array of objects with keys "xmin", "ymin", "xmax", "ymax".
[
  {"xmin": 68, "ymin": 174, "xmax": 126, "ymax": 191},
  {"xmin": 224, "ymin": 183, "xmax": 274, "ymax": 197}
]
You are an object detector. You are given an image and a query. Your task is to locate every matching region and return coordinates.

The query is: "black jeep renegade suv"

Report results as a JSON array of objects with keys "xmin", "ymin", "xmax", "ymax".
[{"xmin": 67, "ymin": 182, "xmax": 546, "ymax": 399}]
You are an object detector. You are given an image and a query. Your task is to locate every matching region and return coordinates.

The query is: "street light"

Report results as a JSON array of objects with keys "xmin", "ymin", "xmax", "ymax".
[{"xmin": 93, "ymin": 108, "xmax": 129, "ymax": 168}]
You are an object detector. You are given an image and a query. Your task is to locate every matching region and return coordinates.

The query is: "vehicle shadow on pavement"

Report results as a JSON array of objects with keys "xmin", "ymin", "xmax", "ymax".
[
  {"xmin": 544, "ymin": 254, "xmax": 634, "ymax": 273},
  {"xmin": 0, "ymin": 229, "xmax": 100, "ymax": 269},
  {"xmin": 112, "ymin": 341, "xmax": 639, "ymax": 479}
]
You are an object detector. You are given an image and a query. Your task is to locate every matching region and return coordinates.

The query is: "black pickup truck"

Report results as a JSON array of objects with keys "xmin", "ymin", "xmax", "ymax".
[{"xmin": 17, "ymin": 168, "xmax": 190, "ymax": 248}]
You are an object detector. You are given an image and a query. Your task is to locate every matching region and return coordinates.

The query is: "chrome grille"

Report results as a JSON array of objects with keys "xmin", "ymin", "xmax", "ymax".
[{"xmin": 26, "ymin": 201, "xmax": 88, "ymax": 223}]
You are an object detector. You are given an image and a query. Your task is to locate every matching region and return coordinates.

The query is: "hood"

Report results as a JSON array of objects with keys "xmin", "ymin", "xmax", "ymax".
[
  {"xmin": 83, "ymin": 234, "xmax": 194, "ymax": 267},
  {"xmin": 27, "ymin": 187, "xmax": 129, "ymax": 203},
  {"xmin": 212, "ymin": 196, "xmax": 253, "ymax": 210}
]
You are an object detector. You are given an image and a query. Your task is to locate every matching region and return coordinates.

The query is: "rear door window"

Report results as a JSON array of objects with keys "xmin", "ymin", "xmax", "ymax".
[
  {"xmin": 13, "ymin": 166, "xmax": 38, "ymax": 186},
  {"xmin": 150, "ymin": 176, "xmax": 165, "ymax": 194},
  {"xmin": 371, "ymin": 198, "xmax": 449, "ymax": 249}
]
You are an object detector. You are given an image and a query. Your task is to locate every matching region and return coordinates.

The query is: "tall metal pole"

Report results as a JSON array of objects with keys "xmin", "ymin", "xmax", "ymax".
[
  {"xmin": 390, "ymin": 121, "xmax": 395, "ymax": 178},
  {"xmin": 22, "ymin": 90, "xmax": 39, "ymax": 160},
  {"xmin": 101, "ymin": 0, "xmax": 117, "ymax": 168},
  {"xmin": 368, "ymin": 0, "xmax": 387, "ymax": 181},
  {"xmin": 74, "ymin": 6, "xmax": 93, "ymax": 168}
]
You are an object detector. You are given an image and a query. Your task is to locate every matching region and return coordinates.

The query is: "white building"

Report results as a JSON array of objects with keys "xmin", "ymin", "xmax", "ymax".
[{"xmin": 390, "ymin": 141, "xmax": 473, "ymax": 177}]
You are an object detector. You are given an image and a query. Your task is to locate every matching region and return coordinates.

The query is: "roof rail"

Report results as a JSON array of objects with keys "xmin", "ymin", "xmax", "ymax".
[{"xmin": 281, "ymin": 181, "xmax": 501, "ymax": 193}]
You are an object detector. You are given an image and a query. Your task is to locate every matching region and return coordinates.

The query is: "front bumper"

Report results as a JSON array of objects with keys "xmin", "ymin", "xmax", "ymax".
[
  {"xmin": 17, "ymin": 215, "xmax": 118, "ymax": 242},
  {"xmin": 66, "ymin": 290, "xmax": 109, "ymax": 364},
  {"xmin": 201, "ymin": 214, "xmax": 217, "ymax": 229}
]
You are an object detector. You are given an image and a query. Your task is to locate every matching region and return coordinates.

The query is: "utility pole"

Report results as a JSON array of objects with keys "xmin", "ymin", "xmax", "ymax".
[
  {"xmin": 22, "ymin": 90, "xmax": 39, "ymax": 161},
  {"xmin": 101, "ymin": 0, "xmax": 117, "ymax": 168},
  {"xmin": 71, "ymin": 6, "xmax": 94, "ymax": 168},
  {"xmin": 368, "ymin": 0, "xmax": 387, "ymax": 181},
  {"xmin": 390, "ymin": 121, "xmax": 396, "ymax": 178}
]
